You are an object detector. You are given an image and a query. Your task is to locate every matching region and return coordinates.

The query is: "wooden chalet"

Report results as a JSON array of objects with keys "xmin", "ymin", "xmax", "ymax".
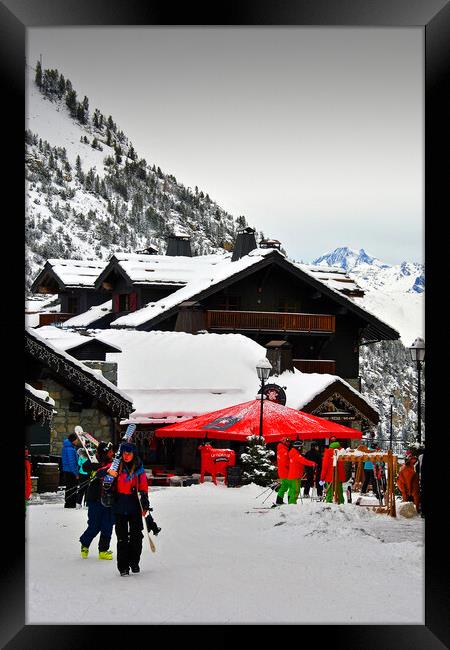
[
  {"xmin": 109, "ymin": 230, "xmax": 399, "ymax": 388},
  {"xmin": 25, "ymin": 328, "xmax": 133, "ymax": 456},
  {"xmin": 30, "ymin": 259, "xmax": 109, "ymax": 325}
]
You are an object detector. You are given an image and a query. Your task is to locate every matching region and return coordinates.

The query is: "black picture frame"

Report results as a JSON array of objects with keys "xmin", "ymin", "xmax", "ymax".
[{"xmin": 2, "ymin": 0, "xmax": 448, "ymax": 646}]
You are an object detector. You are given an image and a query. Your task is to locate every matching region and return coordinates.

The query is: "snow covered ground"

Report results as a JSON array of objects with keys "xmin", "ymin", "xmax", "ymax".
[{"xmin": 26, "ymin": 483, "xmax": 424, "ymax": 624}]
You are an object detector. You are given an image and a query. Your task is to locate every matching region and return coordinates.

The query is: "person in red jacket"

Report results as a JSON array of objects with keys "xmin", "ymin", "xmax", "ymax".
[
  {"xmin": 287, "ymin": 441, "xmax": 317, "ymax": 504},
  {"xmin": 273, "ymin": 437, "xmax": 292, "ymax": 506},
  {"xmin": 397, "ymin": 455, "xmax": 420, "ymax": 512},
  {"xmin": 25, "ymin": 447, "xmax": 32, "ymax": 512},
  {"xmin": 106, "ymin": 442, "xmax": 150, "ymax": 576},
  {"xmin": 320, "ymin": 441, "xmax": 346, "ymax": 504}
]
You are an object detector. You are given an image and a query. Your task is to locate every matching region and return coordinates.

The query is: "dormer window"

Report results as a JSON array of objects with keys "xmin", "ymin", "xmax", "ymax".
[{"xmin": 113, "ymin": 292, "xmax": 138, "ymax": 313}]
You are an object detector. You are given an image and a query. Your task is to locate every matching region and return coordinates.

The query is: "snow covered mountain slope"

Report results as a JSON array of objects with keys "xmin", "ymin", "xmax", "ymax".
[
  {"xmin": 25, "ymin": 62, "xmax": 245, "ymax": 288},
  {"xmin": 312, "ymin": 247, "xmax": 424, "ymax": 344}
]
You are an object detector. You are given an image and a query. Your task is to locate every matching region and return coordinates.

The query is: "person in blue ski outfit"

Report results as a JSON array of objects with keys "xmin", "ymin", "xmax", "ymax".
[
  {"xmin": 79, "ymin": 442, "xmax": 115, "ymax": 560},
  {"xmin": 61, "ymin": 433, "xmax": 81, "ymax": 508},
  {"xmin": 361, "ymin": 445, "xmax": 379, "ymax": 498}
]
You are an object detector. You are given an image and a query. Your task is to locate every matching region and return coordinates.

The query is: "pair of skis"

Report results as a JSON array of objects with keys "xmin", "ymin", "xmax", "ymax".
[{"xmin": 74, "ymin": 425, "xmax": 99, "ymax": 464}]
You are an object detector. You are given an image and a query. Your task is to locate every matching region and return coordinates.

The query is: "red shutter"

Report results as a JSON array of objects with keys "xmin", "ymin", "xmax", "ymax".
[
  {"xmin": 113, "ymin": 294, "xmax": 120, "ymax": 312},
  {"xmin": 129, "ymin": 292, "xmax": 138, "ymax": 312}
]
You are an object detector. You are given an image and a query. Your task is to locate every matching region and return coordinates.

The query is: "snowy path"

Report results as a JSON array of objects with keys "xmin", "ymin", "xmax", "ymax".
[{"xmin": 26, "ymin": 483, "xmax": 424, "ymax": 624}]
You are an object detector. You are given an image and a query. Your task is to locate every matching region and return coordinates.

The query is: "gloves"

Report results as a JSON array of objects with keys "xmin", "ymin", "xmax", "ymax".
[
  {"xmin": 319, "ymin": 480, "xmax": 325, "ymax": 486},
  {"xmin": 139, "ymin": 492, "xmax": 149, "ymax": 512}
]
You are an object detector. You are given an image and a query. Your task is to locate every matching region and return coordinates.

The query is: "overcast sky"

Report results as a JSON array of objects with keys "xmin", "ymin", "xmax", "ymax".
[{"xmin": 27, "ymin": 27, "xmax": 424, "ymax": 265}]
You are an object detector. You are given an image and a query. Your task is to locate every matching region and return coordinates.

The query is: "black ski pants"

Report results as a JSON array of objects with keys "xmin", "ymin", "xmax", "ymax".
[
  {"xmin": 303, "ymin": 468, "xmax": 323, "ymax": 497},
  {"xmin": 76, "ymin": 474, "xmax": 90, "ymax": 506},
  {"xmin": 115, "ymin": 513, "xmax": 144, "ymax": 571},
  {"xmin": 63, "ymin": 472, "xmax": 78, "ymax": 508},
  {"xmin": 361, "ymin": 469, "xmax": 379, "ymax": 497}
]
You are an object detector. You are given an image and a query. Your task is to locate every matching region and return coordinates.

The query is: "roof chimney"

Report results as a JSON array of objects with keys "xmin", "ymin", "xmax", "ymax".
[
  {"xmin": 259, "ymin": 238, "xmax": 282, "ymax": 251},
  {"xmin": 166, "ymin": 235, "xmax": 192, "ymax": 257},
  {"xmin": 231, "ymin": 227, "xmax": 258, "ymax": 262}
]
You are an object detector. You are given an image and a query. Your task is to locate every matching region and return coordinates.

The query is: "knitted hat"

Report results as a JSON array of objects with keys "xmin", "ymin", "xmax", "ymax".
[
  {"xmin": 121, "ymin": 442, "xmax": 137, "ymax": 454},
  {"xmin": 329, "ymin": 441, "xmax": 341, "ymax": 449},
  {"xmin": 97, "ymin": 441, "xmax": 112, "ymax": 456}
]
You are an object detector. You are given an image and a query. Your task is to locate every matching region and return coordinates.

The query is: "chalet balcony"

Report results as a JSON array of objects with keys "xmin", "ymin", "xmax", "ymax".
[
  {"xmin": 38, "ymin": 313, "xmax": 74, "ymax": 327},
  {"xmin": 293, "ymin": 359, "xmax": 336, "ymax": 374},
  {"xmin": 205, "ymin": 310, "xmax": 335, "ymax": 334}
]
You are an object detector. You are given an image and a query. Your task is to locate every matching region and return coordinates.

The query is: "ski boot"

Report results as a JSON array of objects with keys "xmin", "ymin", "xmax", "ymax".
[
  {"xmin": 98, "ymin": 550, "xmax": 113, "ymax": 560},
  {"xmin": 120, "ymin": 569, "xmax": 130, "ymax": 576},
  {"xmin": 271, "ymin": 495, "xmax": 284, "ymax": 508},
  {"xmin": 130, "ymin": 565, "xmax": 140, "ymax": 573},
  {"xmin": 81, "ymin": 546, "xmax": 89, "ymax": 559}
]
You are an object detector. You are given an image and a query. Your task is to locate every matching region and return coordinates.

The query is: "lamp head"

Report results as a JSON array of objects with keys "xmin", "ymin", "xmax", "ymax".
[
  {"xmin": 408, "ymin": 337, "xmax": 425, "ymax": 363},
  {"xmin": 256, "ymin": 358, "xmax": 272, "ymax": 381}
]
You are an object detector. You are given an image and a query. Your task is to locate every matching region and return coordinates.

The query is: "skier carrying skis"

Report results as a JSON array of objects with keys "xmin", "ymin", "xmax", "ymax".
[
  {"xmin": 320, "ymin": 441, "xmax": 346, "ymax": 504},
  {"xmin": 79, "ymin": 441, "xmax": 115, "ymax": 560},
  {"xmin": 287, "ymin": 440, "xmax": 317, "ymax": 504},
  {"xmin": 106, "ymin": 442, "xmax": 150, "ymax": 576},
  {"xmin": 273, "ymin": 437, "xmax": 292, "ymax": 506}
]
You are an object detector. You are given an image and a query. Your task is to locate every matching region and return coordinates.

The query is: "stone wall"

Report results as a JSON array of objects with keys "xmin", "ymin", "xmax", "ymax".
[
  {"xmin": 83, "ymin": 361, "xmax": 117, "ymax": 385},
  {"xmin": 43, "ymin": 378, "xmax": 114, "ymax": 455}
]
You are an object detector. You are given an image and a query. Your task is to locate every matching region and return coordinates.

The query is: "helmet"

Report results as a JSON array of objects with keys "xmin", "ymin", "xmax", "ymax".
[
  {"xmin": 292, "ymin": 440, "xmax": 303, "ymax": 450},
  {"xmin": 281, "ymin": 437, "xmax": 292, "ymax": 445}
]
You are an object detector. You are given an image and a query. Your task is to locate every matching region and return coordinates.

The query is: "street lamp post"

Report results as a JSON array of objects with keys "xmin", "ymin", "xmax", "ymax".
[
  {"xmin": 256, "ymin": 358, "xmax": 272, "ymax": 440},
  {"xmin": 408, "ymin": 337, "xmax": 425, "ymax": 445},
  {"xmin": 389, "ymin": 394, "xmax": 395, "ymax": 450}
]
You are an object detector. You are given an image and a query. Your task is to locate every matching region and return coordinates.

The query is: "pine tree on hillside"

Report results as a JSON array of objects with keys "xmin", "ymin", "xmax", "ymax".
[
  {"xmin": 240, "ymin": 435, "xmax": 277, "ymax": 487},
  {"xmin": 35, "ymin": 60, "xmax": 42, "ymax": 88},
  {"xmin": 65, "ymin": 88, "xmax": 77, "ymax": 116}
]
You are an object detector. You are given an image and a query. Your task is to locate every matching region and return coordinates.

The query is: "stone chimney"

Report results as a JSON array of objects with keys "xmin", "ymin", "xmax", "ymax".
[
  {"xmin": 166, "ymin": 235, "xmax": 192, "ymax": 257},
  {"xmin": 231, "ymin": 227, "xmax": 258, "ymax": 261},
  {"xmin": 265, "ymin": 340, "xmax": 294, "ymax": 376}
]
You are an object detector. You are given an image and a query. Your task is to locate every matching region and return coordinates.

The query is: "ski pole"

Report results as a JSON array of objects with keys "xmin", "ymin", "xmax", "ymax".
[
  {"xmin": 255, "ymin": 481, "xmax": 279, "ymax": 499},
  {"xmin": 137, "ymin": 491, "xmax": 156, "ymax": 553}
]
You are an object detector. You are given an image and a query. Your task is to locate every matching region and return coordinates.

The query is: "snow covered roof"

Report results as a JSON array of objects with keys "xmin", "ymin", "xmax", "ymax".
[
  {"xmin": 25, "ymin": 327, "xmax": 133, "ymax": 417},
  {"xmin": 109, "ymin": 248, "xmax": 397, "ymax": 342},
  {"xmin": 31, "ymin": 259, "xmax": 107, "ymax": 291},
  {"xmin": 33, "ymin": 325, "xmax": 121, "ymax": 353},
  {"xmin": 62, "ymin": 300, "xmax": 112, "ymax": 328},
  {"xmin": 110, "ymin": 248, "xmax": 280, "ymax": 328},
  {"xmin": 25, "ymin": 383, "xmax": 56, "ymax": 407},
  {"xmin": 298, "ymin": 264, "xmax": 364, "ymax": 295},
  {"xmin": 32, "ymin": 327, "xmax": 378, "ymax": 426},
  {"xmin": 95, "ymin": 252, "xmax": 230, "ymax": 287}
]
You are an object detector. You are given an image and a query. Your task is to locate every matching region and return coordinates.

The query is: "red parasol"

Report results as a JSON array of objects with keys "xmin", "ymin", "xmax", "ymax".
[{"xmin": 155, "ymin": 399, "xmax": 361, "ymax": 442}]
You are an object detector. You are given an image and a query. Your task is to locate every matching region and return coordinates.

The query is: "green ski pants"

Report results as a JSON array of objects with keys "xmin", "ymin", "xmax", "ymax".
[
  {"xmin": 277, "ymin": 479, "xmax": 290, "ymax": 501},
  {"xmin": 325, "ymin": 481, "xmax": 344, "ymax": 504},
  {"xmin": 288, "ymin": 479, "xmax": 301, "ymax": 504}
]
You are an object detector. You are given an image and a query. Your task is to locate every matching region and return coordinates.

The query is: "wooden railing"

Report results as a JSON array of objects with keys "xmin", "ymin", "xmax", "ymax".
[
  {"xmin": 205, "ymin": 310, "xmax": 335, "ymax": 333},
  {"xmin": 293, "ymin": 359, "xmax": 336, "ymax": 374},
  {"xmin": 38, "ymin": 313, "xmax": 74, "ymax": 327}
]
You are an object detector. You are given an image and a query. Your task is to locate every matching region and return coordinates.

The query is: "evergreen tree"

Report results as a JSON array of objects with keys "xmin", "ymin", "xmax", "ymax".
[
  {"xmin": 240, "ymin": 435, "xmax": 277, "ymax": 487},
  {"xmin": 58, "ymin": 74, "xmax": 66, "ymax": 98},
  {"xmin": 35, "ymin": 60, "xmax": 42, "ymax": 87},
  {"xmin": 65, "ymin": 88, "xmax": 77, "ymax": 116}
]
